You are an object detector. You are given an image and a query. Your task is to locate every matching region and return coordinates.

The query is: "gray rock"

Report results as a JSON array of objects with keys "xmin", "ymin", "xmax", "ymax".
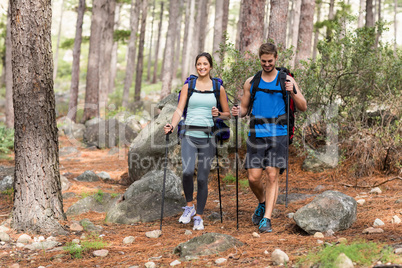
[
  {"xmin": 62, "ymin": 192, "xmax": 76, "ymax": 199},
  {"xmin": 93, "ymin": 249, "xmax": 109, "ymax": 257},
  {"xmin": 170, "ymin": 260, "xmax": 181, "ymax": 266},
  {"xmin": 84, "ymin": 118, "xmax": 137, "ymax": 149},
  {"xmin": 215, "ymin": 258, "xmax": 227, "ymax": 264},
  {"xmin": 106, "ymin": 170, "xmax": 185, "ymax": 224},
  {"xmin": 362, "ymin": 227, "xmax": 384, "ymax": 234},
  {"xmin": 70, "ymin": 222, "xmax": 84, "ymax": 232},
  {"xmin": 293, "ymin": 190, "xmax": 357, "ymax": 234},
  {"xmin": 173, "ymin": 232, "xmax": 243, "ymax": 258},
  {"xmin": 24, "ymin": 241, "xmax": 59, "ymax": 250},
  {"xmin": 334, "ymin": 253, "xmax": 354, "ymax": 268},
  {"xmin": 66, "ymin": 193, "xmax": 119, "ymax": 216},
  {"xmin": 97, "ymin": 171, "xmax": 112, "ymax": 181},
  {"xmin": 58, "ymin": 117, "xmax": 85, "ymax": 140},
  {"xmin": 127, "ymin": 94, "xmax": 181, "ymax": 184},
  {"xmin": 84, "ymin": 117, "xmax": 102, "ymax": 128},
  {"xmin": 79, "ymin": 218, "xmax": 103, "ymax": 232},
  {"xmin": 145, "ymin": 230, "xmax": 162, "ymax": 238},
  {"xmin": 276, "ymin": 193, "xmax": 315, "ymax": 205},
  {"xmin": 0, "ymin": 232, "xmax": 10, "ymax": 242},
  {"xmin": 17, "ymin": 234, "xmax": 32, "ymax": 244},
  {"xmin": 0, "ymin": 166, "xmax": 14, "ymax": 179},
  {"xmin": 271, "ymin": 249, "xmax": 289, "ymax": 266},
  {"xmin": 60, "ymin": 175, "xmax": 71, "ymax": 191},
  {"xmin": 59, "ymin": 146, "xmax": 80, "ymax": 157},
  {"xmin": 0, "ymin": 175, "xmax": 13, "ymax": 192},
  {"xmin": 123, "ymin": 236, "xmax": 135, "ymax": 244},
  {"xmin": 302, "ymin": 145, "xmax": 339, "ymax": 172},
  {"xmin": 114, "ymin": 111, "xmax": 142, "ymax": 133},
  {"xmin": 75, "ymin": 170, "xmax": 99, "ymax": 182},
  {"xmin": 373, "ymin": 218, "xmax": 385, "ymax": 226},
  {"xmin": 144, "ymin": 262, "xmax": 156, "ymax": 268}
]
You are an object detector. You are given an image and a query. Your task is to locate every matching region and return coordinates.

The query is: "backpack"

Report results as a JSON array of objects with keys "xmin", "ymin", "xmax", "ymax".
[
  {"xmin": 247, "ymin": 67, "xmax": 296, "ymax": 145},
  {"xmin": 177, "ymin": 75, "xmax": 230, "ymax": 142}
]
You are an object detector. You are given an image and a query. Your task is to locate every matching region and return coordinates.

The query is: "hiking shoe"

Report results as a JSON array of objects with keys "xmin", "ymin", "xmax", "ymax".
[
  {"xmin": 193, "ymin": 216, "xmax": 204, "ymax": 230},
  {"xmin": 259, "ymin": 217, "xmax": 272, "ymax": 233},
  {"xmin": 252, "ymin": 203, "xmax": 265, "ymax": 225},
  {"xmin": 179, "ymin": 205, "xmax": 196, "ymax": 224}
]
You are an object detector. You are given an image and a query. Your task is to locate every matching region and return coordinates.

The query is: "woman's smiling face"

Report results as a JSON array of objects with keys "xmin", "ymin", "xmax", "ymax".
[{"xmin": 196, "ymin": 56, "xmax": 212, "ymax": 77}]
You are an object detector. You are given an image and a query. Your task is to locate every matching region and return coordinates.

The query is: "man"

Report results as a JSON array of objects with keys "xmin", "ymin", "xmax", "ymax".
[{"xmin": 232, "ymin": 43, "xmax": 307, "ymax": 233}]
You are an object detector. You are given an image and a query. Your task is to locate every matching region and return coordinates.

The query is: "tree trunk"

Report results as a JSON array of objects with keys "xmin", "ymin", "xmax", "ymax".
[
  {"xmin": 222, "ymin": 0, "xmax": 230, "ymax": 40},
  {"xmin": 152, "ymin": 1, "xmax": 164, "ymax": 83},
  {"xmin": 326, "ymin": 0, "xmax": 335, "ymax": 40},
  {"xmin": 181, "ymin": 0, "xmax": 192, "ymax": 81},
  {"xmin": 268, "ymin": 0, "xmax": 289, "ymax": 48},
  {"xmin": 197, "ymin": 0, "xmax": 210, "ymax": 53},
  {"xmin": 264, "ymin": 0, "xmax": 269, "ymax": 40},
  {"xmin": 290, "ymin": 0, "xmax": 301, "ymax": 68},
  {"xmin": 394, "ymin": 0, "xmax": 397, "ymax": 55},
  {"xmin": 312, "ymin": 0, "xmax": 322, "ymax": 61},
  {"xmin": 213, "ymin": 0, "xmax": 224, "ymax": 62},
  {"xmin": 5, "ymin": 5, "xmax": 13, "ymax": 129},
  {"xmin": 99, "ymin": 0, "xmax": 116, "ymax": 117},
  {"xmin": 82, "ymin": 0, "xmax": 107, "ymax": 122},
  {"xmin": 374, "ymin": 0, "xmax": 381, "ymax": 47},
  {"xmin": 160, "ymin": 0, "xmax": 179, "ymax": 99},
  {"xmin": 358, "ymin": 0, "xmax": 365, "ymax": 28},
  {"xmin": 109, "ymin": 2, "xmax": 122, "ymax": 93},
  {"xmin": 53, "ymin": 0, "xmax": 65, "ymax": 82},
  {"xmin": 134, "ymin": 0, "xmax": 148, "ymax": 102},
  {"xmin": 122, "ymin": 0, "xmax": 141, "ymax": 108},
  {"xmin": 295, "ymin": 0, "xmax": 315, "ymax": 65},
  {"xmin": 147, "ymin": 0, "xmax": 156, "ymax": 82},
  {"xmin": 68, "ymin": 0, "xmax": 86, "ymax": 123},
  {"xmin": 10, "ymin": 0, "xmax": 66, "ymax": 235},
  {"xmin": 235, "ymin": 0, "xmax": 243, "ymax": 50},
  {"xmin": 239, "ymin": 0, "xmax": 265, "ymax": 54},
  {"xmin": 172, "ymin": 0, "xmax": 184, "ymax": 80},
  {"xmin": 366, "ymin": 0, "xmax": 374, "ymax": 27}
]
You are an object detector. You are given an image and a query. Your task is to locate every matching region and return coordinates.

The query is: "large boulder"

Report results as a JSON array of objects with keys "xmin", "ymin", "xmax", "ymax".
[
  {"xmin": 84, "ymin": 118, "xmax": 138, "ymax": 148},
  {"xmin": 173, "ymin": 233, "xmax": 243, "ymax": 258},
  {"xmin": 105, "ymin": 170, "xmax": 185, "ymax": 224},
  {"xmin": 66, "ymin": 193, "xmax": 119, "ymax": 216},
  {"xmin": 302, "ymin": 145, "xmax": 339, "ymax": 172},
  {"xmin": 127, "ymin": 94, "xmax": 181, "ymax": 184},
  {"xmin": 293, "ymin": 190, "xmax": 357, "ymax": 234},
  {"xmin": 0, "ymin": 166, "xmax": 14, "ymax": 192},
  {"xmin": 57, "ymin": 116, "xmax": 85, "ymax": 141}
]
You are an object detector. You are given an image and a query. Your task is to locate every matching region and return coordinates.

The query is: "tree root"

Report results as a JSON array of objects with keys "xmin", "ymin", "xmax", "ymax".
[{"xmin": 341, "ymin": 176, "xmax": 402, "ymax": 188}]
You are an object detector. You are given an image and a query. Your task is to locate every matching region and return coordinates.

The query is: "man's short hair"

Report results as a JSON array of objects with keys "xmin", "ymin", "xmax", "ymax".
[{"xmin": 259, "ymin": 43, "xmax": 278, "ymax": 58}]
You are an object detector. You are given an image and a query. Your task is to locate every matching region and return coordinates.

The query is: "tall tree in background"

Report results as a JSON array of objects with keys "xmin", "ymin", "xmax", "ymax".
[
  {"xmin": 153, "ymin": 1, "xmax": 164, "ymax": 83},
  {"xmin": 68, "ymin": 0, "xmax": 86, "ymax": 122},
  {"xmin": 173, "ymin": 0, "xmax": 184, "ymax": 80},
  {"xmin": 109, "ymin": 2, "xmax": 122, "ymax": 93},
  {"xmin": 160, "ymin": 0, "xmax": 179, "ymax": 99},
  {"xmin": 394, "ymin": 0, "xmax": 398, "ymax": 55},
  {"xmin": 358, "ymin": 0, "xmax": 365, "ymax": 28},
  {"xmin": 147, "ymin": 0, "xmax": 156, "ymax": 82},
  {"xmin": 222, "ymin": 0, "xmax": 230, "ymax": 39},
  {"xmin": 295, "ymin": 0, "xmax": 315, "ymax": 65},
  {"xmin": 366, "ymin": 0, "xmax": 374, "ymax": 27},
  {"xmin": 235, "ymin": 0, "xmax": 244, "ymax": 50},
  {"xmin": 290, "ymin": 0, "xmax": 302, "ymax": 68},
  {"xmin": 267, "ymin": 0, "xmax": 289, "ymax": 48},
  {"xmin": 82, "ymin": 0, "xmax": 107, "ymax": 122},
  {"xmin": 239, "ymin": 0, "xmax": 265, "ymax": 54},
  {"xmin": 312, "ymin": 0, "xmax": 322, "ymax": 61},
  {"xmin": 213, "ymin": 0, "xmax": 224, "ymax": 62},
  {"xmin": 122, "ymin": 0, "xmax": 141, "ymax": 108},
  {"xmin": 11, "ymin": 0, "xmax": 66, "ymax": 234},
  {"xmin": 134, "ymin": 0, "xmax": 148, "ymax": 102},
  {"xmin": 181, "ymin": 0, "xmax": 193, "ymax": 80},
  {"xmin": 5, "ymin": 5, "xmax": 13, "ymax": 128},
  {"xmin": 326, "ymin": 0, "xmax": 335, "ymax": 41},
  {"xmin": 53, "ymin": 0, "xmax": 65, "ymax": 82},
  {"xmin": 99, "ymin": 0, "xmax": 116, "ymax": 116},
  {"xmin": 375, "ymin": 0, "xmax": 382, "ymax": 47},
  {"xmin": 196, "ymin": 0, "xmax": 210, "ymax": 53}
]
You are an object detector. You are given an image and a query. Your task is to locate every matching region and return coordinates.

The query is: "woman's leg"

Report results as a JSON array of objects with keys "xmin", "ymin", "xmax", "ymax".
[{"xmin": 181, "ymin": 136, "xmax": 197, "ymax": 203}]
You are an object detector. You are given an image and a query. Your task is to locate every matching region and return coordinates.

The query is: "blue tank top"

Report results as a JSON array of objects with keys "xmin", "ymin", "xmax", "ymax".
[
  {"xmin": 184, "ymin": 89, "xmax": 215, "ymax": 138},
  {"xmin": 250, "ymin": 72, "xmax": 287, "ymax": 137}
]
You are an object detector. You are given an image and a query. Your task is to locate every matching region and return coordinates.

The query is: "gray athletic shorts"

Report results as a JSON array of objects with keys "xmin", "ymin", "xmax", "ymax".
[{"xmin": 245, "ymin": 136, "xmax": 288, "ymax": 170}]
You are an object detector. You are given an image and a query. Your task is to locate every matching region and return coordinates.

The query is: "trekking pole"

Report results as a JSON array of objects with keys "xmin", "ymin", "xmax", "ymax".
[
  {"xmin": 234, "ymin": 103, "xmax": 239, "ymax": 230},
  {"xmin": 214, "ymin": 117, "xmax": 223, "ymax": 223},
  {"xmin": 285, "ymin": 88, "xmax": 290, "ymax": 208},
  {"xmin": 160, "ymin": 132, "xmax": 170, "ymax": 231}
]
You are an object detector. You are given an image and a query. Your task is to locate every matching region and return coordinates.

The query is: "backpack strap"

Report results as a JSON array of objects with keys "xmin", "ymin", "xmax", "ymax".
[
  {"xmin": 212, "ymin": 78, "xmax": 221, "ymax": 109},
  {"xmin": 183, "ymin": 77, "xmax": 196, "ymax": 116},
  {"xmin": 247, "ymin": 71, "xmax": 262, "ymax": 116}
]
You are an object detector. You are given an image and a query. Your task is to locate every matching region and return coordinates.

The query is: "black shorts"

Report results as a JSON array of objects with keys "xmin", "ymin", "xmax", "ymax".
[{"xmin": 245, "ymin": 136, "xmax": 288, "ymax": 170}]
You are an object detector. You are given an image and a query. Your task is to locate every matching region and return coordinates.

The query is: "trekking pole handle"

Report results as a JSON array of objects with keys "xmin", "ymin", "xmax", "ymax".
[
  {"xmin": 286, "ymin": 79, "xmax": 297, "ymax": 94},
  {"xmin": 234, "ymin": 103, "xmax": 239, "ymax": 118}
]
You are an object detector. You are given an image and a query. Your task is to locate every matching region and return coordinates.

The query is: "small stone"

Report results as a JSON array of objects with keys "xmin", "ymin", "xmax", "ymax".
[
  {"xmin": 145, "ymin": 230, "xmax": 162, "ymax": 238},
  {"xmin": 185, "ymin": 256, "xmax": 199, "ymax": 261},
  {"xmin": 362, "ymin": 227, "xmax": 384, "ymax": 234},
  {"xmin": 70, "ymin": 222, "xmax": 83, "ymax": 232},
  {"xmin": 46, "ymin": 236, "xmax": 57, "ymax": 242},
  {"xmin": 356, "ymin": 199, "xmax": 365, "ymax": 205},
  {"xmin": 0, "ymin": 241, "xmax": 5, "ymax": 245},
  {"xmin": 184, "ymin": 230, "xmax": 192, "ymax": 235},
  {"xmin": 271, "ymin": 249, "xmax": 289, "ymax": 266},
  {"xmin": 337, "ymin": 238, "xmax": 347, "ymax": 243},
  {"xmin": 334, "ymin": 252, "xmax": 354, "ymax": 268},
  {"xmin": 80, "ymin": 234, "xmax": 86, "ymax": 240},
  {"xmin": 72, "ymin": 239, "xmax": 80, "ymax": 244},
  {"xmin": 16, "ymin": 243, "xmax": 25, "ymax": 248},
  {"xmin": 93, "ymin": 249, "xmax": 109, "ymax": 257},
  {"xmin": 17, "ymin": 234, "xmax": 32, "ymax": 244},
  {"xmin": 394, "ymin": 248, "xmax": 402, "ymax": 255},
  {"xmin": 314, "ymin": 185, "xmax": 326, "ymax": 192},
  {"xmin": 373, "ymin": 218, "xmax": 385, "ymax": 226},
  {"xmin": 0, "ymin": 226, "xmax": 10, "ymax": 232},
  {"xmin": 215, "ymin": 258, "xmax": 227, "ymax": 264},
  {"xmin": 287, "ymin": 213, "xmax": 294, "ymax": 219},
  {"xmin": 370, "ymin": 187, "xmax": 382, "ymax": 194},
  {"xmin": 123, "ymin": 236, "xmax": 135, "ymax": 245},
  {"xmin": 9, "ymin": 263, "xmax": 19, "ymax": 268},
  {"xmin": 0, "ymin": 232, "xmax": 11, "ymax": 242},
  {"xmin": 314, "ymin": 232, "xmax": 324, "ymax": 238},
  {"xmin": 252, "ymin": 232, "xmax": 260, "ymax": 238},
  {"xmin": 144, "ymin": 262, "xmax": 156, "ymax": 268},
  {"xmin": 170, "ymin": 260, "xmax": 181, "ymax": 266},
  {"xmin": 325, "ymin": 229, "xmax": 335, "ymax": 237},
  {"xmin": 264, "ymin": 250, "xmax": 269, "ymax": 255},
  {"xmin": 317, "ymin": 240, "xmax": 324, "ymax": 244},
  {"xmin": 38, "ymin": 266, "xmax": 46, "ymax": 268},
  {"xmin": 392, "ymin": 215, "xmax": 401, "ymax": 224}
]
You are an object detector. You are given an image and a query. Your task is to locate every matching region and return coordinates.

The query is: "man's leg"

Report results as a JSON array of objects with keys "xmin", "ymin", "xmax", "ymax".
[
  {"xmin": 264, "ymin": 166, "xmax": 280, "ymax": 219},
  {"xmin": 248, "ymin": 168, "xmax": 264, "ymax": 202}
]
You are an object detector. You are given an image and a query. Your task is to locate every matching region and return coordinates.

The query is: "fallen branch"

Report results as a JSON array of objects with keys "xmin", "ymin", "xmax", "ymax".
[
  {"xmin": 341, "ymin": 176, "xmax": 402, "ymax": 188},
  {"xmin": 0, "ymin": 214, "xmax": 9, "ymax": 217}
]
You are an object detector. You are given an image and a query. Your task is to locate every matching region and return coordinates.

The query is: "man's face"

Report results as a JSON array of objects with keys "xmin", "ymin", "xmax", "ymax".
[{"xmin": 260, "ymin": 54, "xmax": 277, "ymax": 74}]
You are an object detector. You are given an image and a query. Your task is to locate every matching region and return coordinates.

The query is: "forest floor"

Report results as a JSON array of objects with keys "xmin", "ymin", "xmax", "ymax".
[{"xmin": 0, "ymin": 135, "xmax": 401, "ymax": 268}]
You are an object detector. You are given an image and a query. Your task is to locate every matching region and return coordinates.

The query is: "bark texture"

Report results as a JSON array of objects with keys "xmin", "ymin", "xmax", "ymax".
[
  {"xmin": 366, "ymin": 0, "xmax": 374, "ymax": 27},
  {"xmin": 152, "ymin": 1, "xmax": 164, "ymax": 83},
  {"xmin": 268, "ymin": 0, "xmax": 289, "ymax": 48},
  {"xmin": 134, "ymin": 0, "xmax": 148, "ymax": 102},
  {"xmin": 5, "ymin": 5, "xmax": 13, "ymax": 128},
  {"xmin": 10, "ymin": 0, "xmax": 66, "ymax": 234},
  {"xmin": 68, "ymin": 0, "xmax": 85, "ymax": 122},
  {"xmin": 295, "ymin": 0, "xmax": 315, "ymax": 65},
  {"xmin": 239, "ymin": 0, "xmax": 265, "ymax": 54}
]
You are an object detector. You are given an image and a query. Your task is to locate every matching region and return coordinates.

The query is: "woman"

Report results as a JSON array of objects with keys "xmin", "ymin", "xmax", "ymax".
[{"xmin": 164, "ymin": 52, "xmax": 230, "ymax": 230}]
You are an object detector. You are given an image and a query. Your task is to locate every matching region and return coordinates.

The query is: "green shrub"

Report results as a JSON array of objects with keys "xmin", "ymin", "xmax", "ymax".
[
  {"xmin": 0, "ymin": 125, "xmax": 14, "ymax": 155},
  {"xmin": 63, "ymin": 234, "xmax": 108, "ymax": 259}
]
